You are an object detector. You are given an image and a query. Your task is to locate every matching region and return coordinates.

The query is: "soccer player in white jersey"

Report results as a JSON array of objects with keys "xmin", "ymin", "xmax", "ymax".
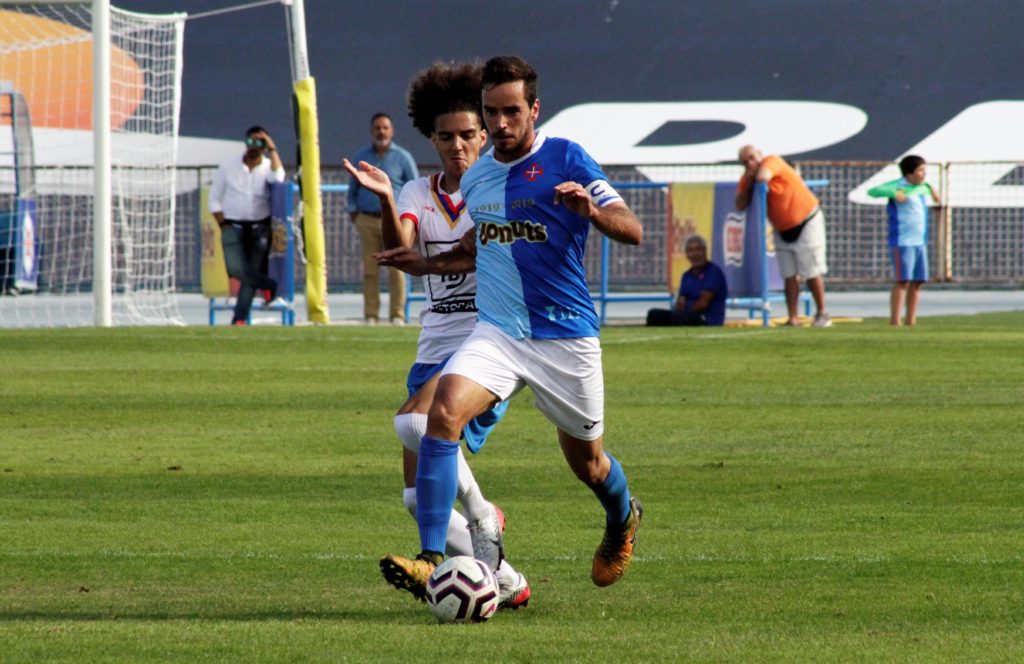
[
  {"xmin": 377, "ymin": 55, "xmax": 644, "ymax": 597},
  {"xmin": 343, "ymin": 61, "xmax": 529, "ymax": 609}
]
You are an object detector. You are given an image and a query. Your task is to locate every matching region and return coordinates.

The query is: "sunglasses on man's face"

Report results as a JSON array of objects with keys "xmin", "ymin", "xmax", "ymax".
[{"xmin": 246, "ymin": 137, "xmax": 266, "ymax": 149}]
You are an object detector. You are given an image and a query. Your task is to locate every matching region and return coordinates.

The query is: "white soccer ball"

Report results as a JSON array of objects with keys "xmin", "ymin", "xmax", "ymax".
[{"xmin": 425, "ymin": 555, "xmax": 499, "ymax": 624}]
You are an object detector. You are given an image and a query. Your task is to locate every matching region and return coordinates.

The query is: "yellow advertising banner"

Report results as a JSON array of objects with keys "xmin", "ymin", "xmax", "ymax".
[
  {"xmin": 294, "ymin": 77, "xmax": 329, "ymax": 324},
  {"xmin": 668, "ymin": 183, "xmax": 715, "ymax": 291},
  {"xmin": 199, "ymin": 185, "xmax": 231, "ymax": 297}
]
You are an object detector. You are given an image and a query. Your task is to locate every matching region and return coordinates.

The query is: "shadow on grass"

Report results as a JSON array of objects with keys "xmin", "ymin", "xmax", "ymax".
[{"xmin": 0, "ymin": 607, "xmax": 426, "ymax": 624}]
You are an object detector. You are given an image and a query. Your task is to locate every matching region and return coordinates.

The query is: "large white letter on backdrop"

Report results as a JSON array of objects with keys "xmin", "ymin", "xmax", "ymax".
[{"xmin": 539, "ymin": 101, "xmax": 868, "ymax": 164}]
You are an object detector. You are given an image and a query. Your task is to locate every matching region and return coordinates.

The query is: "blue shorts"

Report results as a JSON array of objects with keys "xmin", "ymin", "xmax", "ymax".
[
  {"xmin": 406, "ymin": 358, "xmax": 510, "ymax": 454},
  {"xmin": 891, "ymin": 245, "xmax": 928, "ymax": 283}
]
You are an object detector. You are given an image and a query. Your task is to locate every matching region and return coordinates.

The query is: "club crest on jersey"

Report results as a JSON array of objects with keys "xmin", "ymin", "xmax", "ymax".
[
  {"xmin": 524, "ymin": 164, "xmax": 544, "ymax": 181},
  {"xmin": 478, "ymin": 220, "xmax": 548, "ymax": 246}
]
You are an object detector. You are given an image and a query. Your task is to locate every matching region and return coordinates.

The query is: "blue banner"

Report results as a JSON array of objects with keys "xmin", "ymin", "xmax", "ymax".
[
  {"xmin": 711, "ymin": 182, "xmax": 781, "ymax": 298},
  {"xmin": 268, "ymin": 182, "xmax": 293, "ymax": 301},
  {"xmin": 13, "ymin": 198, "xmax": 39, "ymax": 291}
]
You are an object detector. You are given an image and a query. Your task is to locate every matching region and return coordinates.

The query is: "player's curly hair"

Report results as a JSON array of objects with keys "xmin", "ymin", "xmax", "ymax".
[{"xmin": 407, "ymin": 61, "xmax": 484, "ymax": 139}]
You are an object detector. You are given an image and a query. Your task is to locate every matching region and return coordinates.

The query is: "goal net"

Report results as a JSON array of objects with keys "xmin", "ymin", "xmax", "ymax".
[{"xmin": 0, "ymin": 1, "xmax": 185, "ymax": 327}]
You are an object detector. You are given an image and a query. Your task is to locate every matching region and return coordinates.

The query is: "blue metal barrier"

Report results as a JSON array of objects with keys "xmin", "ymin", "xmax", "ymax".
[
  {"xmin": 317, "ymin": 178, "xmax": 828, "ymax": 326},
  {"xmin": 594, "ymin": 179, "xmax": 827, "ymax": 326}
]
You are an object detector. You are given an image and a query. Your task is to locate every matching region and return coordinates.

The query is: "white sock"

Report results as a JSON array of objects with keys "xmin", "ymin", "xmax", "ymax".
[
  {"xmin": 402, "ymin": 488, "xmax": 473, "ymax": 557},
  {"xmin": 495, "ymin": 558, "xmax": 523, "ymax": 586},
  {"xmin": 456, "ymin": 446, "xmax": 492, "ymax": 522},
  {"xmin": 402, "ymin": 486, "xmax": 417, "ymax": 518},
  {"xmin": 393, "ymin": 413, "xmax": 428, "ymax": 453}
]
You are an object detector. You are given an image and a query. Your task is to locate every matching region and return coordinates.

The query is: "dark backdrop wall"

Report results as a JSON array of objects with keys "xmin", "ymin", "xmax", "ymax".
[{"xmin": 119, "ymin": 0, "xmax": 1023, "ymax": 166}]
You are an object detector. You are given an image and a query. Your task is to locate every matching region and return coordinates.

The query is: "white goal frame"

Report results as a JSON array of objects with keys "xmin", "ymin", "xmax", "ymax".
[{"xmin": 93, "ymin": 0, "xmax": 111, "ymax": 325}]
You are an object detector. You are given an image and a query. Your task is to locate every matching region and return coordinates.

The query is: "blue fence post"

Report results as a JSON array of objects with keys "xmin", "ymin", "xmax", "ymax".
[
  {"xmin": 284, "ymin": 182, "xmax": 296, "ymax": 325},
  {"xmin": 758, "ymin": 182, "xmax": 771, "ymax": 327}
]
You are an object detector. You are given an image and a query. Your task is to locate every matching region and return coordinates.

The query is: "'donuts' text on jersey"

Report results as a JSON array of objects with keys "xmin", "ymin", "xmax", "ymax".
[{"xmin": 461, "ymin": 133, "xmax": 623, "ymax": 340}]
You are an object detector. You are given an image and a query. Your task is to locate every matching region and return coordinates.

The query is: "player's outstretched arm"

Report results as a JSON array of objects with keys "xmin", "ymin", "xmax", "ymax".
[
  {"xmin": 342, "ymin": 158, "xmax": 392, "ymax": 198},
  {"xmin": 342, "ymin": 158, "xmax": 414, "ymax": 249},
  {"xmin": 376, "ymin": 231, "xmax": 476, "ymax": 276},
  {"xmin": 553, "ymin": 182, "xmax": 642, "ymax": 245},
  {"xmin": 374, "ymin": 247, "xmax": 429, "ymax": 275}
]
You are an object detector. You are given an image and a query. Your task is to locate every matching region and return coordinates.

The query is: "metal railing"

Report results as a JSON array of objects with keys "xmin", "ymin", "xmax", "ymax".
[{"xmin": 4, "ymin": 161, "xmax": 1024, "ymax": 299}]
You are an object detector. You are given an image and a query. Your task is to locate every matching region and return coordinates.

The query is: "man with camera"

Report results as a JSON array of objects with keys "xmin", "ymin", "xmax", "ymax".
[{"xmin": 208, "ymin": 125, "xmax": 287, "ymax": 325}]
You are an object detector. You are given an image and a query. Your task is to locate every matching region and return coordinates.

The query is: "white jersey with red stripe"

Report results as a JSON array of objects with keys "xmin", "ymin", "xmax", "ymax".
[{"xmin": 396, "ymin": 173, "xmax": 478, "ymax": 363}]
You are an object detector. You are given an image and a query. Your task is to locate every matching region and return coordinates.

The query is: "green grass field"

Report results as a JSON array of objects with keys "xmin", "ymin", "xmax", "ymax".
[{"xmin": 2, "ymin": 314, "xmax": 1023, "ymax": 662}]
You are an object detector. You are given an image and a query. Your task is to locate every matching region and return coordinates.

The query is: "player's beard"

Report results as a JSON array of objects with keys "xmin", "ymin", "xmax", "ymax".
[{"xmin": 493, "ymin": 130, "xmax": 530, "ymax": 161}]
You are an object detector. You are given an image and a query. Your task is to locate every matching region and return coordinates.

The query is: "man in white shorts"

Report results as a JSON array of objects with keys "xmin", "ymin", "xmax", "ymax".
[
  {"xmin": 343, "ymin": 61, "xmax": 529, "ymax": 609},
  {"xmin": 376, "ymin": 55, "xmax": 645, "ymax": 596},
  {"xmin": 736, "ymin": 144, "xmax": 831, "ymax": 327}
]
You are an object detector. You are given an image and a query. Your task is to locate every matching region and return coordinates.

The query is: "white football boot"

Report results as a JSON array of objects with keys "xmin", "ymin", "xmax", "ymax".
[
  {"xmin": 495, "ymin": 564, "xmax": 531, "ymax": 610},
  {"xmin": 466, "ymin": 502, "xmax": 504, "ymax": 571}
]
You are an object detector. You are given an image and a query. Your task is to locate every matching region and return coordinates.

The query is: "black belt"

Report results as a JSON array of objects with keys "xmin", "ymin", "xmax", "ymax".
[
  {"xmin": 358, "ymin": 210, "xmax": 383, "ymax": 218},
  {"xmin": 778, "ymin": 208, "xmax": 818, "ymax": 244}
]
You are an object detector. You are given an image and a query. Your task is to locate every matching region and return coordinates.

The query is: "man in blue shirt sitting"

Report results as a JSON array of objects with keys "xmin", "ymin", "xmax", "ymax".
[{"xmin": 647, "ymin": 234, "xmax": 728, "ymax": 326}]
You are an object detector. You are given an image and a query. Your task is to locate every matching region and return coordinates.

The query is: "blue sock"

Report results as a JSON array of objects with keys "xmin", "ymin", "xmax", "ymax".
[
  {"xmin": 416, "ymin": 435, "xmax": 460, "ymax": 555},
  {"xmin": 589, "ymin": 453, "xmax": 632, "ymax": 527}
]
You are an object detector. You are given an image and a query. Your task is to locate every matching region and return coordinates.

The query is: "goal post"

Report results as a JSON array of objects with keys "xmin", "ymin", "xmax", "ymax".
[
  {"xmin": 0, "ymin": 1, "xmax": 186, "ymax": 327},
  {"xmin": 92, "ymin": 0, "xmax": 110, "ymax": 326},
  {"xmin": 286, "ymin": 0, "xmax": 329, "ymax": 324}
]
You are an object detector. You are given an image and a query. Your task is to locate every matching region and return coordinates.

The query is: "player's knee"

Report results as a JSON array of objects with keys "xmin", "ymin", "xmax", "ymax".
[
  {"xmin": 426, "ymin": 396, "xmax": 468, "ymax": 439},
  {"xmin": 394, "ymin": 413, "xmax": 428, "ymax": 453}
]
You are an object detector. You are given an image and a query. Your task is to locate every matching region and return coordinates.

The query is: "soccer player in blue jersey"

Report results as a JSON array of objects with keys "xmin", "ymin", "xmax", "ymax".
[
  {"xmin": 377, "ymin": 55, "xmax": 644, "ymax": 597},
  {"xmin": 343, "ymin": 61, "xmax": 529, "ymax": 609},
  {"xmin": 867, "ymin": 155, "xmax": 940, "ymax": 326}
]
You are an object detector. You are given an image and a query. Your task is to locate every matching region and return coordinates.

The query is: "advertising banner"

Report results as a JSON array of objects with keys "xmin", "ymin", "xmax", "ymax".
[
  {"xmin": 710, "ymin": 182, "xmax": 782, "ymax": 298},
  {"xmin": 13, "ymin": 198, "xmax": 38, "ymax": 291}
]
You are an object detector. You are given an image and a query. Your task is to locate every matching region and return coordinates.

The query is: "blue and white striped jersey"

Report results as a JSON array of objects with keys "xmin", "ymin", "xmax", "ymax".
[{"xmin": 461, "ymin": 133, "xmax": 622, "ymax": 339}]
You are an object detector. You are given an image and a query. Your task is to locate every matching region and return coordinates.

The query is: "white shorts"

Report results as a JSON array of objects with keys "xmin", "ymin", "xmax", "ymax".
[
  {"xmin": 441, "ymin": 322, "xmax": 605, "ymax": 440},
  {"xmin": 774, "ymin": 209, "xmax": 828, "ymax": 280}
]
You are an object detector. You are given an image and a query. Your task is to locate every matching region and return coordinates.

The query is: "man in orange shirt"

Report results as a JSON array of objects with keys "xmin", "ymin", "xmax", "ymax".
[{"xmin": 735, "ymin": 145, "xmax": 831, "ymax": 327}]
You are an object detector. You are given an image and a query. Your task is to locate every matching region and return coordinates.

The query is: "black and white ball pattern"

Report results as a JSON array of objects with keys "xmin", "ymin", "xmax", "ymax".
[{"xmin": 425, "ymin": 555, "xmax": 499, "ymax": 623}]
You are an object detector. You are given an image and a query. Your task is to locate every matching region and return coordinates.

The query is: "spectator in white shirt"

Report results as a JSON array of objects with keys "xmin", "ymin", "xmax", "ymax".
[{"xmin": 208, "ymin": 126, "xmax": 287, "ymax": 325}]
